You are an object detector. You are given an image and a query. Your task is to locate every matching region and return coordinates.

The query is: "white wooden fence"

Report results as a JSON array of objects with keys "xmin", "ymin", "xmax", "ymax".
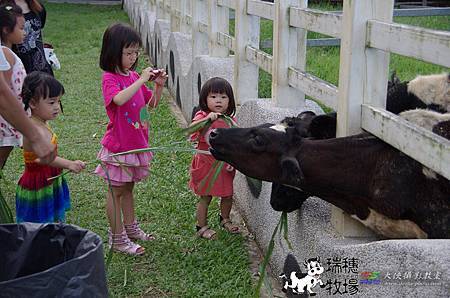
[{"xmin": 141, "ymin": 0, "xmax": 450, "ymax": 181}]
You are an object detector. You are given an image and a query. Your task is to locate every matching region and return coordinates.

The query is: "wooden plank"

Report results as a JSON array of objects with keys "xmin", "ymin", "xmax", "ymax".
[
  {"xmin": 367, "ymin": 20, "xmax": 450, "ymax": 68},
  {"xmin": 217, "ymin": 0, "xmax": 236, "ymax": 9},
  {"xmin": 290, "ymin": 7, "xmax": 342, "ymax": 38},
  {"xmin": 208, "ymin": 0, "xmax": 229, "ymax": 56},
  {"xmin": 288, "ymin": 68, "xmax": 338, "ymax": 110},
  {"xmin": 272, "ymin": 0, "xmax": 307, "ymax": 108},
  {"xmin": 192, "ymin": 0, "xmax": 208, "ymax": 56},
  {"xmin": 245, "ymin": 46, "xmax": 272, "ymax": 74},
  {"xmin": 233, "ymin": 0, "xmax": 260, "ymax": 104},
  {"xmin": 362, "ymin": 104, "xmax": 450, "ymax": 180},
  {"xmin": 247, "ymin": 0, "xmax": 275, "ymax": 20},
  {"xmin": 217, "ymin": 32, "xmax": 235, "ymax": 50}
]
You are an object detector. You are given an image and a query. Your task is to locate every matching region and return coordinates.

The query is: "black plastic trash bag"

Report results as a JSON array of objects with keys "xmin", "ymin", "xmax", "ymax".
[{"xmin": 0, "ymin": 223, "xmax": 108, "ymax": 297}]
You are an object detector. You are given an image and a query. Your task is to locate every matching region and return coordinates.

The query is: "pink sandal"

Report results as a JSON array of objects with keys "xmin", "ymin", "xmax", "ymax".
[
  {"xmin": 108, "ymin": 230, "xmax": 145, "ymax": 256},
  {"xmin": 124, "ymin": 220, "xmax": 155, "ymax": 241}
]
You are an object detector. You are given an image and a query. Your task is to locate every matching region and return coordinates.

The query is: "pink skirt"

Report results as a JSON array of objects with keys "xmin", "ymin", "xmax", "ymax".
[{"xmin": 94, "ymin": 146, "xmax": 153, "ymax": 186}]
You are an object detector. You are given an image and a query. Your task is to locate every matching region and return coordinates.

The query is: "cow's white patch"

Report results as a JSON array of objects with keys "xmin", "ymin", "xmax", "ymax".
[
  {"xmin": 407, "ymin": 73, "xmax": 450, "ymax": 112},
  {"xmin": 352, "ymin": 208, "xmax": 428, "ymax": 239},
  {"xmin": 270, "ymin": 123, "xmax": 287, "ymax": 133},
  {"xmin": 400, "ymin": 109, "xmax": 450, "ymax": 131}
]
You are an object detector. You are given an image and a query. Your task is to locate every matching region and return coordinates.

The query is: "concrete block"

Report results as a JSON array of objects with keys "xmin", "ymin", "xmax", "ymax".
[
  {"xmin": 165, "ymin": 33, "xmax": 193, "ymax": 118},
  {"xmin": 189, "ymin": 55, "xmax": 234, "ymax": 118}
]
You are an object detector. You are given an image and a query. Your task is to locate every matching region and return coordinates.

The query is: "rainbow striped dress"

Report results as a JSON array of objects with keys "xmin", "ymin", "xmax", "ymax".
[{"xmin": 15, "ymin": 131, "xmax": 70, "ymax": 223}]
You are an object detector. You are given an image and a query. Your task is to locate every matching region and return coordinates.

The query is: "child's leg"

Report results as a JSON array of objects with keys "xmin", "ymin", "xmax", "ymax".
[
  {"xmin": 122, "ymin": 182, "xmax": 155, "ymax": 241},
  {"xmin": 106, "ymin": 185, "xmax": 127, "ymax": 234},
  {"xmin": 219, "ymin": 196, "xmax": 240, "ymax": 234},
  {"xmin": 196, "ymin": 195, "xmax": 212, "ymax": 227},
  {"xmin": 220, "ymin": 196, "xmax": 233, "ymax": 219},
  {"xmin": 196, "ymin": 196, "xmax": 216, "ymax": 239},
  {"xmin": 0, "ymin": 146, "xmax": 13, "ymax": 169},
  {"xmin": 120, "ymin": 182, "xmax": 135, "ymax": 225},
  {"xmin": 106, "ymin": 183, "xmax": 145, "ymax": 255}
]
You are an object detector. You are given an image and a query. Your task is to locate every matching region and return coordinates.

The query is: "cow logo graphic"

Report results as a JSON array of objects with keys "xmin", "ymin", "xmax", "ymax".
[{"xmin": 279, "ymin": 257, "xmax": 325, "ymax": 296}]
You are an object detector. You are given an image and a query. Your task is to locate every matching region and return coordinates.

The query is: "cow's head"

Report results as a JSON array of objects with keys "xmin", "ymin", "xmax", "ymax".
[
  {"xmin": 209, "ymin": 121, "xmax": 304, "ymax": 186},
  {"xmin": 304, "ymin": 257, "xmax": 324, "ymax": 278},
  {"xmin": 210, "ymin": 112, "xmax": 337, "ymax": 212},
  {"xmin": 209, "ymin": 112, "xmax": 336, "ymax": 186}
]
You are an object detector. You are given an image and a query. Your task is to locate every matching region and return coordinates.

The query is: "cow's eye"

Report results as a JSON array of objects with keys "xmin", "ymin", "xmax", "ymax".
[{"xmin": 254, "ymin": 136, "xmax": 265, "ymax": 146}]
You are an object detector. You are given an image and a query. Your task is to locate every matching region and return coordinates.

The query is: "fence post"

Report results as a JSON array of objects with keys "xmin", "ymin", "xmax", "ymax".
[
  {"xmin": 192, "ymin": 0, "xmax": 209, "ymax": 57},
  {"xmin": 233, "ymin": 0, "xmax": 260, "ymax": 104},
  {"xmin": 333, "ymin": 0, "xmax": 394, "ymax": 237},
  {"xmin": 180, "ymin": 0, "xmax": 190, "ymax": 34},
  {"xmin": 208, "ymin": 0, "xmax": 229, "ymax": 57},
  {"xmin": 170, "ymin": 0, "xmax": 181, "ymax": 32},
  {"xmin": 155, "ymin": 0, "xmax": 164, "ymax": 19},
  {"xmin": 272, "ymin": 0, "xmax": 306, "ymax": 108},
  {"xmin": 149, "ymin": 0, "xmax": 156, "ymax": 13}
]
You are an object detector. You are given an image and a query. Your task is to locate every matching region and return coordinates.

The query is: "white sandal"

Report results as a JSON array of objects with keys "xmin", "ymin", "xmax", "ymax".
[
  {"xmin": 108, "ymin": 230, "xmax": 145, "ymax": 256},
  {"xmin": 124, "ymin": 220, "xmax": 155, "ymax": 241}
]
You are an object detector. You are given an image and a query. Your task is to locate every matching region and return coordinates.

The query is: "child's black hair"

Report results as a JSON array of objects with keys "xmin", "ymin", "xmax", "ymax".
[
  {"xmin": 99, "ymin": 22, "xmax": 142, "ymax": 73},
  {"xmin": 198, "ymin": 77, "xmax": 236, "ymax": 116},
  {"xmin": 21, "ymin": 71, "xmax": 65, "ymax": 111},
  {"xmin": 0, "ymin": 3, "xmax": 22, "ymax": 41}
]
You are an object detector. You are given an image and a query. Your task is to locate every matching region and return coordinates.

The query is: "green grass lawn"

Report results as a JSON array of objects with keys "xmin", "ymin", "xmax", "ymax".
[{"xmin": 2, "ymin": 3, "xmax": 254, "ymax": 297}]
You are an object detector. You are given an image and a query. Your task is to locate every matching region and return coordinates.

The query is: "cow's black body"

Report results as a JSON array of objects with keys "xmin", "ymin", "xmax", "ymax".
[{"xmin": 209, "ymin": 116, "xmax": 450, "ymax": 239}]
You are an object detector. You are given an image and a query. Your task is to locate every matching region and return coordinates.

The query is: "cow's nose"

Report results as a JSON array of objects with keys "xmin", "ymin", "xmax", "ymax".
[{"xmin": 209, "ymin": 129, "xmax": 218, "ymax": 140}]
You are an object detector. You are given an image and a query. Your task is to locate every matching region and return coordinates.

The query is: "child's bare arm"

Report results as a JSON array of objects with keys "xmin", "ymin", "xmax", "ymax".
[
  {"xmin": 148, "ymin": 69, "xmax": 168, "ymax": 108},
  {"xmin": 189, "ymin": 112, "xmax": 221, "ymax": 127},
  {"xmin": 50, "ymin": 157, "xmax": 86, "ymax": 173}
]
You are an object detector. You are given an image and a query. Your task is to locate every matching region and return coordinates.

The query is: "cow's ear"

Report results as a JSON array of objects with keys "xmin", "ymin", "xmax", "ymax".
[
  {"xmin": 310, "ymin": 113, "xmax": 337, "ymax": 139},
  {"xmin": 304, "ymin": 259, "xmax": 309, "ymax": 268},
  {"xmin": 296, "ymin": 110, "xmax": 316, "ymax": 119},
  {"xmin": 280, "ymin": 156, "xmax": 304, "ymax": 184}
]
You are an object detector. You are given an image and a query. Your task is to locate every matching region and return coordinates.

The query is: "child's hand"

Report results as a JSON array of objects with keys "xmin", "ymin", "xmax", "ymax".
[
  {"xmin": 140, "ymin": 67, "xmax": 154, "ymax": 82},
  {"xmin": 207, "ymin": 112, "xmax": 221, "ymax": 121},
  {"xmin": 69, "ymin": 160, "xmax": 86, "ymax": 173},
  {"xmin": 153, "ymin": 69, "xmax": 167, "ymax": 87}
]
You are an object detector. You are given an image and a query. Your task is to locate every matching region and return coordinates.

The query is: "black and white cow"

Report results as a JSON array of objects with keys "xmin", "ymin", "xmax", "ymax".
[
  {"xmin": 209, "ymin": 117, "xmax": 450, "ymax": 239},
  {"xmin": 387, "ymin": 72, "xmax": 450, "ymax": 114},
  {"xmin": 279, "ymin": 257, "xmax": 325, "ymax": 296}
]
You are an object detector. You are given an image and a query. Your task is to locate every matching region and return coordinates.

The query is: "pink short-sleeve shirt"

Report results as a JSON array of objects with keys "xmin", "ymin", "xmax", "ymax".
[{"xmin": 100, "ymin": 71, "xmax": 153, "ymax": 153}]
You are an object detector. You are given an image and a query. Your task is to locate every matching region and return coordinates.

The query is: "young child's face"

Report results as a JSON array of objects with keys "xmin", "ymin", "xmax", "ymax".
[
  {"xmin": 7, "ymin": 16, "xmax": 25, "ymax": 45},
  {"xmin": 31, "ymin": 96, "xmax": 62, "ymax": 121},
  {"xmin": 207, "ymin": 92, "xmax": 229, "ymax": 114},
  {"xmin": 121, "ymin": 44, "xmax": 140, "ymax": 72}
]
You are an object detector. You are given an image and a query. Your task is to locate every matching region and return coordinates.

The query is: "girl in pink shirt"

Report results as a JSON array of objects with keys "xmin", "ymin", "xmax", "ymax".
[{"xmin": 95, "ymin": 23, "xmax": 167, "ymax": 256}]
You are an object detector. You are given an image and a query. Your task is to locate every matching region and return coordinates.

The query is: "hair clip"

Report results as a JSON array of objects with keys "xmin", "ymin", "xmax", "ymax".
[{"xmin": 5, "ymin": 5, "xmax": 13, "ymax": 10}]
